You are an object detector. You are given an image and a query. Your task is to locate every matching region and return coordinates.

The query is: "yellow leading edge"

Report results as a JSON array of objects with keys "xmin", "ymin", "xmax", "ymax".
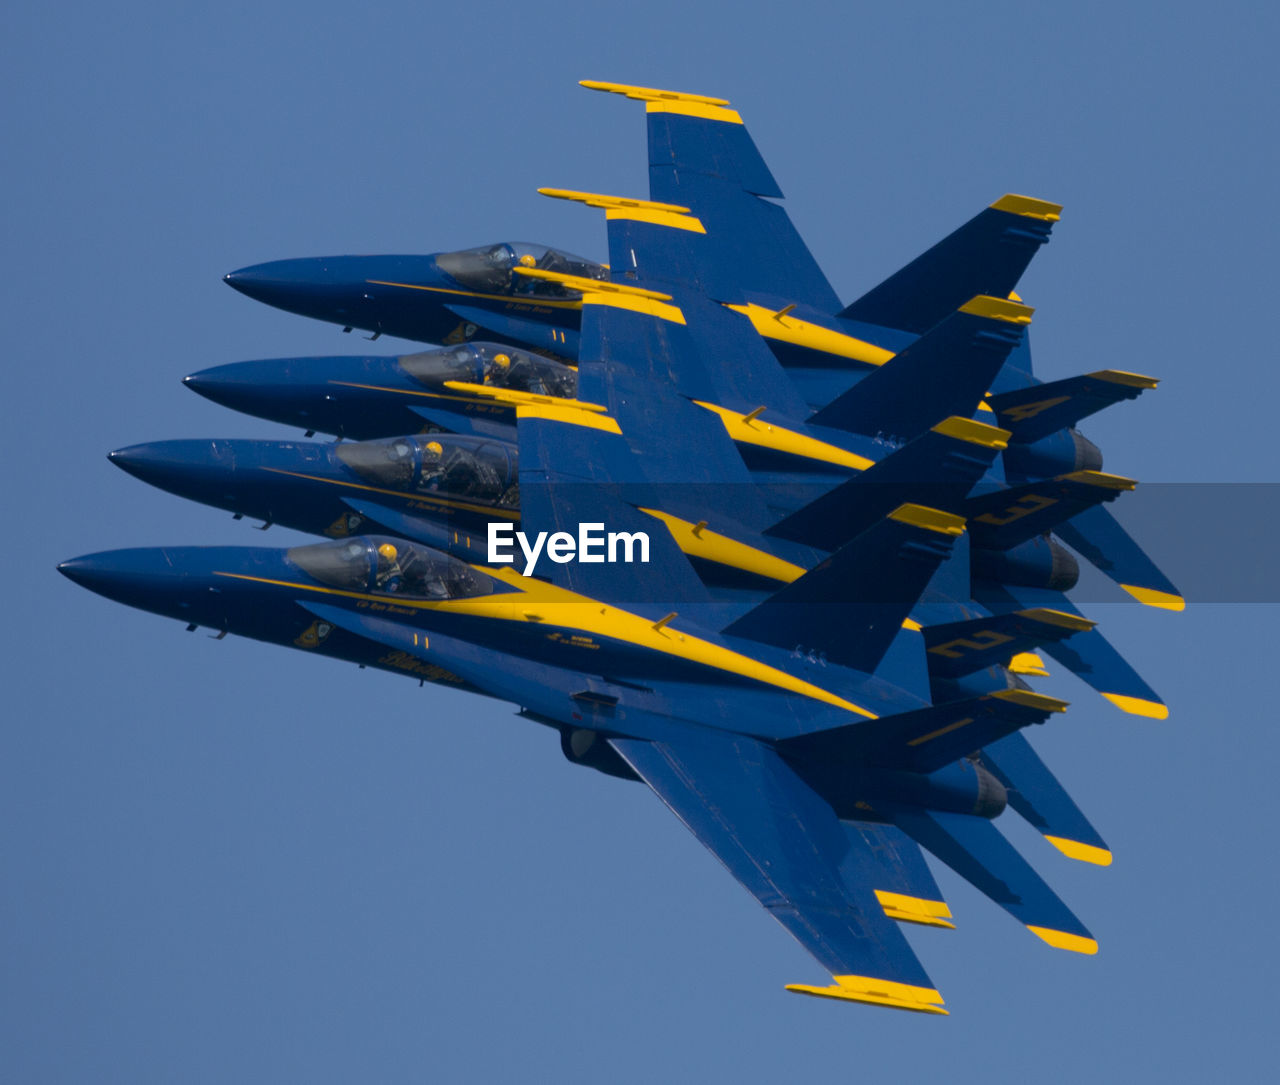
[
  {"xmin": 538, "ymin": 188, "xmax": 706, "ymax": 233},
  {"xmin": 786, "ymin": 975, "xmax": 948, "ymax": 1015},
  {"xmin": 513, "ymin": 267, "xmax": 687, "ymax": 324},
  {"xmin": 637, "ymin": 508, "xmax": 806, "ymax": 584},
  {"xmin": 692, "ymin": 401, "xmax": 876, "ymax": 470},
  {"xmin": 723, "ymin": 302, "xmax": 897, "ymax": 366}
]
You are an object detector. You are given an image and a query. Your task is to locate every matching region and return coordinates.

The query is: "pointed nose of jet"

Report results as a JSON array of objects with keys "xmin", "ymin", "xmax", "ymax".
[
  {"xmin": 108, "ymin": 440, "xmax": 234, "ymax": 497},
  {"xmin": 223, "ymin": 258, "xmax": 327, "ymax": 308},
  {"xmin": 56, "ymin": 548, "xmax": 184, "ymax": 608},
  {"xmin": 56, "ymin": 554, "xmax": 112, "ymax": 592},
  {"xmin": 183, "ymin": 359, "xmax": 301, "ymax": 415}
]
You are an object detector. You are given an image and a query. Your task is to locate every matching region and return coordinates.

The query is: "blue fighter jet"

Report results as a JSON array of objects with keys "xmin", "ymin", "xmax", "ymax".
[
  {"xmin": 62, "ymin": 83, "xmax": 1179, "ymax": 1012},
  {"xmin": 224, "ymin": 242, "xmax": 600, "ymax": 359}
]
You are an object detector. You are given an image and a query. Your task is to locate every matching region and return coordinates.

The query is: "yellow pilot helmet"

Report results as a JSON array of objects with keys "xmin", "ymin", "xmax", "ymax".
[
  {"xmin": 518, "ymin": 253, "xmax": 537, "ymax": 267},
  {"xmin": 425, "ymin": 441, "xmax": 444, "ymax": 456},
  {"xmin": 493, "ymin": 353, "xmax": 511, "ymax": 368},
  {"xmin": 377, "ymin": 543, "xmax": 398, "ymax": 561}
]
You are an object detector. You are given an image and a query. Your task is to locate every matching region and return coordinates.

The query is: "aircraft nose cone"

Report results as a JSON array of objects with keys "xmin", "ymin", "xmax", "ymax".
[
  {"xmin": 56, "ymin": 555, "xmax": 107, "ymax": 590},
  {"xmin": 223, "ymin": 262, "xmax": 291, "ymax": 304},
  {"xmin": 108, "ymin": 440, "xmax": 233, "ymax": 499},
  {"xmin": 183, "ymin": 361, "xmax": 290, "ymax": 414}
]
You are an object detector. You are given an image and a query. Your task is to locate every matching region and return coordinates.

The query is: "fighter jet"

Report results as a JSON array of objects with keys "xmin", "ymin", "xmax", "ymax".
[
  {"xmin": 62, "ymin": 83, "xmax": 1175, "ymax": 1012},
  {"xmin": 182, "ymin": 340, "xmax": 578, "ymax": 440},
  {"xmin": 223, "ymin": 242, "xmax": 601, "ymax": 359}
]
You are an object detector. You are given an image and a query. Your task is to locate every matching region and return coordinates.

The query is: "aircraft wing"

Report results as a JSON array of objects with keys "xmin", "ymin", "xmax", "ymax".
[
  {"xmin": 610, "ymin": 731, "xmax": 948, "ymax": 1013},
  {"xmin": 579, "ymin": 80, "xmax": 844, "ymax": 313}
]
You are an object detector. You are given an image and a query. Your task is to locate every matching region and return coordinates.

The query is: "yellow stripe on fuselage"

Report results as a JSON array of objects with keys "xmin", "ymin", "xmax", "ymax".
[
  {"xmin": 216, "ymin": 568, "xmax": 876, "ymax": 718},
  {"xmin": 365, "ymin": 279, "xmax": 584, "ymax": 311}
]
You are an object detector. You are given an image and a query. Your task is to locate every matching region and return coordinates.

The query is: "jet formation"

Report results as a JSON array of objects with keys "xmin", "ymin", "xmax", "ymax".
[{"xmin": 61, "ymin": 81, "xmax": 1181, "ymax": 1015}]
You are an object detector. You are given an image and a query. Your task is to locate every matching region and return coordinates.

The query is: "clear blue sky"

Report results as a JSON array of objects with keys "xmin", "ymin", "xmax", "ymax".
[{"xmin": 7, "ymin": 2, "xmax": 1278, "ymax": 1081}]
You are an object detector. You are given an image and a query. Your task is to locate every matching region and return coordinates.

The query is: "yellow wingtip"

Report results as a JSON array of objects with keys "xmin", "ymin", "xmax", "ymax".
[
  {"xmin": 990, "ymin": 193, "xmax": 1063, "ymax": 221},
  {"xmin": 931, "ymin": 415, "xmax": 1011, "ymax": 449},
  {"xmin": 875, "ymin": 890, "xmax": 955, "ymax": 928},
  {"xmin": 1045, "ymin": 836, "xmax": 1114, "ymax": 866},
  {"xmin": 958, "ymin": 295, "xmax": 1035, "ymax": 323},
  {"xmin": 1101, "ymin": 692, "xmax": 1169, "ymax": 719},
  {"xmin": 786, "ymin": 976, "xmax": 948, "ymax": 1014},
  {"xmin": 1119, "ymin": 585, "xmax": 1185, "ymax": 611},
  {"xmin": 1027, "ymin": 926, "xmax": 1099, "ymax": 955},
  {"xmin": 888, "ymin": 504, "xmax": 967, "ymax": 537},
  {"xmin": 1007, "ymin": 651, "xmax": 1050, "ymax": 677}
]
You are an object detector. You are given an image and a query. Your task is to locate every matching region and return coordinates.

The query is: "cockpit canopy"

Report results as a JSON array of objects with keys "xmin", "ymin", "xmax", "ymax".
[
  {"xmin": 434, "ymin": 242, "xmax": 607, "ymax": 297},
  {"xmin": 397, "ymin": 342, "xmax": 577, "ymax": 399},
  {"xmin": 335, "ymin": 434, "xmax": 519, "ymax": 508},
  {"xmin": 288, "ymin": 536, "xmax": 495, "ymax": 600}
]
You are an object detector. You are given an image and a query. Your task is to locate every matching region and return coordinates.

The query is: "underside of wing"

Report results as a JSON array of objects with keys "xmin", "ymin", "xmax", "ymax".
[{"xmin": 610, "ymin": 733, "xmax": 949, "ymax": 1014}]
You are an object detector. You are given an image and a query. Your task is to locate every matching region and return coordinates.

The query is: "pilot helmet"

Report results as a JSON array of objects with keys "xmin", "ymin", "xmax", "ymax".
[
  {"xmin": 518, "ymin": 253, "xmax": 537, "ymax": 267},
  {"xmin": 377, "ymin": 543, "xmax": 398, "ymax": 562},
  {"xmin": 493, "ymin": 353, "xmax": 511, "ymax": 368}
]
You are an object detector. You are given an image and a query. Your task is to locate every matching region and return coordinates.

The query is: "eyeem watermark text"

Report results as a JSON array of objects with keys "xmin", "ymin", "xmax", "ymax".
[{"xmin": 488, "ymin": 522, "xmax": 650, "ymax": 576}]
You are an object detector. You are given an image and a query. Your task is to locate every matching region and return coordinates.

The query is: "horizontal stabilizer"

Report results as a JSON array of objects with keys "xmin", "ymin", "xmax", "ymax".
[
  {"xmin": 723, "ymin": 505, "xmax": 964, "ymax": 674},
  {"xmin": 1055, "ymin": 504, "xmax": 1184, "ymax": 610},
  {"xmin": 888, "ymin": 805, "xmax": 1097, "ymax": 953},
  {"xmin": 978, "ymin": 732, "xmax": 1112, "ymax": 865},
  {"xmin": 839, "ymin": 195, "xmax": 1060, "ymax": 334},
  {"xmin": 988, "ymin": 370, "xmax": 1159, "ymax": 444},
  {"xmin": 924, "ymin": 608, "xmax": 1094, "ymax": 680},
  {"xmin": 965, "ymin": 471, "xmax": 1136, "ymax": 551},
  {"xmin": 780, "ymin": 688, "xmax": 1066, "ymax": 776},
  {"xmin": 809, "ymin": 297, "xmax": 1030, "ymax": 445},
  {"xmin": 973, "ymin": 583, "xmax": 1167, "ymax": 718},
  {"xmin": 767, "ymin": 416, "xmax": 1008, "ymax": 551}
]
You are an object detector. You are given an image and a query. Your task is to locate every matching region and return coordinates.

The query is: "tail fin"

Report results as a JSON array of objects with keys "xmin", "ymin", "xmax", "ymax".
[
  {"xmin": 888, "ymin": 805, "xmax": 1097, "ymax": 954},
  {"xmin": 978, "ymin": 732, "xmax": 1112, "ymax": 865},
  {"xmin": 839, "ymin": 194, "xmax": 1060, "ymax": 333},
  {"xmin": 989, "ymin": 370, "xmax": 1159, "ymax": 444},
  {"xmin": 973, "ymin": 583, "xmax": 1168, "ymax": 718},
  {"xmin": 1054, "ymin": 504, "xmax": 1184, "ymax": 610},
  {"xmin": 808, "ymin": 297, "xmax": 1030, "ymax": 444},
  {"xmin": 780, "ymin": 689, "xmax": 1066, "ymax": 776},
  {"xmin": 965, "ymin": 471, "xmax": 1136, "ymax": 551},
  {"xmin": 580, "ymin": 80, "xmax": 843, "ymax": 312},
  {"xmin": 767, "ymin": 416, "xmax": 1008, "ymax": 552},
  {"xmin": 923, "ymin": 608, "xmax": 1095, "ymax": 680},
  {"xmin": 722, "ymin": 505, "xmax": 964, "ymax": 673}
]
